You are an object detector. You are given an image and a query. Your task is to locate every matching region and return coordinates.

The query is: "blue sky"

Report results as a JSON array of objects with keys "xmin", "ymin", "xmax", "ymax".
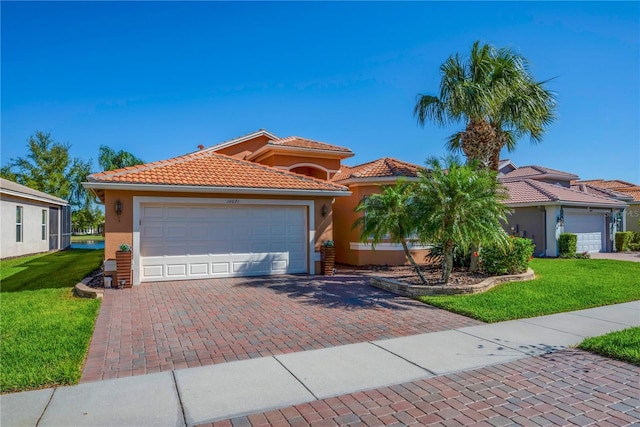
[{"xmin": 2, "ymin": 1, "xmax": 639, "ymax": 183}]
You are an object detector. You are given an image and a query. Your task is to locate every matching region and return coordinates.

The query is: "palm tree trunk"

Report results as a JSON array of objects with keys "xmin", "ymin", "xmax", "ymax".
[
  {"xmin": 470, "ymin": 243, "xmax": 480, "ymax": 272},
  {"xmin": 400, "ymin": 239, "xmax": 428, "ymax": 285},
  {"xmin": 442, "ymin": 239, "xmax": 455, "ymax": 284}
]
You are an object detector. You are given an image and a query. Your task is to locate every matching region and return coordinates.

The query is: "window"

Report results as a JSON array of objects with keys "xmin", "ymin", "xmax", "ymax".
[
  {"xmin": 42, "ymin": 209, "xmax": 47, "ymax": 240},
  {"xmin": 16, "ymin": 206, "xmax": 23, "ymax": 242}
]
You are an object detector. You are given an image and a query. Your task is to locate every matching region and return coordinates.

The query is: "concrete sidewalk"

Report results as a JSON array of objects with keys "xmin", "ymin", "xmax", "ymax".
[{"xmin": 2, "ymin": 301, "xmax": 638, "ymax": 427}]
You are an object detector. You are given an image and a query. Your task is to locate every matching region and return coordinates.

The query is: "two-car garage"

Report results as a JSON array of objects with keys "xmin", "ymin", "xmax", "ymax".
[{"xmin": 134, "ymin": 198, "xmax": 312, "ymax": 283}]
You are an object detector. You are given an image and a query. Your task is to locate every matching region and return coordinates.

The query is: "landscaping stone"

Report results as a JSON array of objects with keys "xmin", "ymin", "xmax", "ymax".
[{"xmin": 369, "ymin": 268, "xmax": 535, "ymax": 296}]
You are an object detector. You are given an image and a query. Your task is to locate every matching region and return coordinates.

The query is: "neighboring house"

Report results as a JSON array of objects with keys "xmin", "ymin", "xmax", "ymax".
[
  {"xmin": 572, "ymin": 179, "xmax": 640, "ymax": 233},
  {"xmin": 331, "ymin": 157, "xmax": 431, "ymax": 266},
  {"xmin": 499, "ymin": 166, "xmax": 628, "ymax": 256},
  {"xmin": 0, "ymin": 178, "xmax": 71, "ymax": 259},
  {"xmin": 83, "ymin": 130, "xmax": 353, "ymax": 285}
]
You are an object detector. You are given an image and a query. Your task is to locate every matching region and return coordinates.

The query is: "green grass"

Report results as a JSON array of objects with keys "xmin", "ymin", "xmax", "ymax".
[
  {"xmin": 1, "ymin": 249, "xmax": 103, "ymax": 392},
  {"xmin": 1, "ymin": 249, "xmax": 104, "ymax": 292},
  {"xmin": 579, "ymin": 327, "xmax": 640, "ymax": 366},
  {"xmin": 418, "ymin": 258, "xmax": 640, "ymax": 323},
  {"xmin": 71, "ymin": 234, "xmax": 104, "ymax": 242}
]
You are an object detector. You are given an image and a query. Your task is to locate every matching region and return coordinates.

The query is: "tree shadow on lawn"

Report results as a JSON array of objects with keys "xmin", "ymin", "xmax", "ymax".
[
  {"xmin": 0, "ymin": 249, "xmax": 103, "ymax": 292},
  {"xmin": 235, "ymin": 274, "xmax": 438, "ymax": 311}
]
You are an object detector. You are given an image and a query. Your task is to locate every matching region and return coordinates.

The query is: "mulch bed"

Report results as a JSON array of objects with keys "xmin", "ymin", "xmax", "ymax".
[
  {"xmin": 338, "ymin": 263, "xmax": 489, "ymax": 286},
  {"xmin": 85, "ymin": 268, "xmax": 104, "ymax": 288}
]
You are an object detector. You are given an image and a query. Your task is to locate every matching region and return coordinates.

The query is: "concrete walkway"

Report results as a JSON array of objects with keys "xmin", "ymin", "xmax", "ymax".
[
  {"xmin": 589, "ymin": 252, "xmax": 640, "ymax": 262},
  {"xmin": 2, "ymin": 301, "xmax": 638, "ymax": 427}
]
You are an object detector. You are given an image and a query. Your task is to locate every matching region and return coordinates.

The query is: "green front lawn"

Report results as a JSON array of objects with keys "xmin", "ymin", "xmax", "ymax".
[
  {"xmin": 579, "ymin": 327, "xmax": 640, "ymax": 366},
  {"xmin": 1, "ymin": 249, "xmax": 103, "ymax": 393},
  {"xmin": 419, "ymin": 258, "xmax": 640, "ymax": 323}
]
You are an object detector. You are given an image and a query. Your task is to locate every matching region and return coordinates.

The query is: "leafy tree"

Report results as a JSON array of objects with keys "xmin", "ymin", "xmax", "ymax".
[
  {"xmin": 414, "ymin": 41, "xmax": 556, "ymax": 171},
  {"xmin": 415, "ymin": 157, "xmax": 511, "ymax": 284},
  {"xmin": 98, "ymin": 145, "xmax": 144, "ymax": 171},
  {"xmin": 1, "ymin": 131, "xmax": 74, "ymax": 200},
  {"xmin": 352, "ymin": 180, "xmax": 427, "ymax": 284},
  {"xmin": 1, "ymin": 131, "xmax": 94, "ymax": 210}
]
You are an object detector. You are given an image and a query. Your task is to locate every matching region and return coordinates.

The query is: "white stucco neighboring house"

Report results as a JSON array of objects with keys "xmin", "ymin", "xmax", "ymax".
[{"xmin": 0, "ymin": 178, "xmax": 71, "ymax": 259}]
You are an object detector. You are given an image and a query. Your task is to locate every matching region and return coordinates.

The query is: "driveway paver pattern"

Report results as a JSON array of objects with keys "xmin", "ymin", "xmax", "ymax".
[
  {"xmin": 81, "ymin": 274, "xmax": 481, "ymax": 382},
  {"xmin": 203, "ymin": 349, "xmax": 640, "ymax": 427}
]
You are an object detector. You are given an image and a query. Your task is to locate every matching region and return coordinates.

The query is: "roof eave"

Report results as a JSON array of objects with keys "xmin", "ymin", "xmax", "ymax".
[
  {"xmin": 0, "ymin": 188, "xmax": 68, "ymax": 206},
  {"xmin": 82, "ymin": 182, "xmax": 351, "ymax": 198}
]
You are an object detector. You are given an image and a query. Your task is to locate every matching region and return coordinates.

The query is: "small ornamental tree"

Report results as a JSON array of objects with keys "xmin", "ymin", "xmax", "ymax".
[
  {"xmin": 352, "ymin": 179, "xmax": 427, "ymax": 284},
  {"xmin": 414, "ymin": 157, "xmax": 511, "ymax": 284}
]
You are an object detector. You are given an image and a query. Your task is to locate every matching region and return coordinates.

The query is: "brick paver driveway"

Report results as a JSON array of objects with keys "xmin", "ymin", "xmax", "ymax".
[
  {"xmin": 81, "ymin": 274, "xmax": 481, "ymax": 382},
  {"xmin": 204, "ymin": 349, "xmax": 640, "ymax": 427}
]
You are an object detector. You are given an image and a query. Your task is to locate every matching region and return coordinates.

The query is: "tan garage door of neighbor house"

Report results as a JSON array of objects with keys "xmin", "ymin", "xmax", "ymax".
[{"xmin": 139, "ymin": 204, "xmax": 307, "ymax": 282}]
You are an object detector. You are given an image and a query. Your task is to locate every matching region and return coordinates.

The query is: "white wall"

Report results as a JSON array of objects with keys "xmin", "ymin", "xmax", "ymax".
[{"xmin": 0, "ymin": 195, "xmax": 56, "ymax": 259}]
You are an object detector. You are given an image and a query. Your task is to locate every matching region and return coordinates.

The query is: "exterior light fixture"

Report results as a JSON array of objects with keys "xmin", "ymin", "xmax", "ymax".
[
  {"xmin": 321, "ymin": 204, "xmax": 328, "ymax": 217},
  {"xmin": 115, "ymin": 200, "xmax": 123, "ymax": 221}
]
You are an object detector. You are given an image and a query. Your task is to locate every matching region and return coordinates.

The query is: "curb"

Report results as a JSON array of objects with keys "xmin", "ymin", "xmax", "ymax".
[{"xmin": 370, "ymin": 268, "xmax": 535, "ymax": 297}]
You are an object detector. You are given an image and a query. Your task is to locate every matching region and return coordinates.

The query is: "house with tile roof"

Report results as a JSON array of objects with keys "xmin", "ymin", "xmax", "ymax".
[
  {"xmin": 498, "ymin": 165, "xmax": 628, "ymax": 256},
  {"xmin": 331, "ymin": 157, "xmax": 431, "ymax": 266},
  {"xmin": 83, "ymin": 129, "xmax": 634, "ymax": 285},
  {"xmin": 84, "ymin": 130, "xmax": 355, "ymax": 284},
  {"xmin": 572, "ymin": 179, "xmax": 640, "ymax": 232},
  {"xmin": 1, "ymin": 178, "xmax": 71, "ymax": 259}
]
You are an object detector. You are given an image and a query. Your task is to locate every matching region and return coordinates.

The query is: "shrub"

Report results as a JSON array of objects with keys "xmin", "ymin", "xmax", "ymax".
[
  {"xmin": 574, "ymin": 251, "xmax": 591, "ymax": 259},
  {"xmin": 558, "ymin": 233, "xmax": 577, "ymax": 258},
  {"xmin": 631, "ymin": 232, "xmax": 640, "ymax": 244},
  {"xmin": 615, "ymin": 232, "xmax": 633, "ymax": 252},
  {"xmin": 628, "ymin": 243, "xmax": 640, "ymax": 252},
  {"xmin": 425, "ymin": 244, "xmax": 470, "ymax": 267},
  {"xmin": 481, "ymin": 237, "xmax": 535, "ymax": 275}
]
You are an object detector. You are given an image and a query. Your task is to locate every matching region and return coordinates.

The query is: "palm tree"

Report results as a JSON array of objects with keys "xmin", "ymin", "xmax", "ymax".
[
  {"xmin": 415, "ymin": 157, "xmax": 511, "ymax": 284},
  {"xmin": 352, "ymin": 180, "xmax": 428, "ymax": 284},
  {"xmin": 414, "ymin": 41, "xmax": 556, "ymax": 171}
]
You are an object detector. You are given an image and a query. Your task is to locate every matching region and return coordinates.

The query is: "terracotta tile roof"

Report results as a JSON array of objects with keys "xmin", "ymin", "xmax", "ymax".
[
  {"xmin": 269, "ymin": 136, "xmax": 353, "ymax": 154},
  {"xmin": 615, "ymin": 186, "xmax": 640, "ymax": 202},
  {"xmin": 332, "ymin": 158, "xmax": 424, "ymax": 182},
  {"xmin": 87, "ymin": 151, "xmax": 348, "ymax": 192},
  {"xmin": 500, "ymin": 165, "xmax": 579, "ymax": 181},
  {"xmin": 572, "ymin": 179, "xmax": 636, "ymax": 189},
  {"xmin": 503, "ymin": 180, "xmax": 627, "ymax": 206}
]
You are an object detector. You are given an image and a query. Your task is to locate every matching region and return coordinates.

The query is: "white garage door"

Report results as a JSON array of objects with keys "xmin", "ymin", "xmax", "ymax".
[
  {"xmin": 564, "ymin": 211, "xmax": 604, "ymax": 253},
  {"xmin": 139, "ymin": 204, "xmax": 307, "ymax": 282}
]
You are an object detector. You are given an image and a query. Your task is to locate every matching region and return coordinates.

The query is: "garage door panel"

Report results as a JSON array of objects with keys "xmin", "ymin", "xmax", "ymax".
[
  {"xmin": 166, "ymin": 264, "xmax": 186, "ymax": 276},
  {"xmin": 142, "ymin": 264, "xmax": 164, "ymax": 279},
  {"xmin": 143, "ymin": 206, "xmax": 164, "ymax": 218},
  {"xmin": 140, "ymin": 203, "xmax": 308, "ymax": 281},
  {"xmin": 211, "ymin": 262, "xmax": 230, "ymax": 274},
  {"xmin": 189, "ymin": 225, "xmax": 210, "ymax": 238},
  {"xmin": 167, "ymin": 207, "xmax": 188, "ymax": 218},
  {"xmin": 189, "ymin": 263, "xmax": 209, "ymax": 275},
  {"xmin": 143, "ymin": 225, "xmax": 164, "ymax": 239}
]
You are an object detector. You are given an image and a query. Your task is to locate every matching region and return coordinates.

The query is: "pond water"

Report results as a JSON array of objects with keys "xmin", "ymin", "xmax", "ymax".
[{"xmin": 70, "ymin": 240, "xmax": 105, "ymax": 250}]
